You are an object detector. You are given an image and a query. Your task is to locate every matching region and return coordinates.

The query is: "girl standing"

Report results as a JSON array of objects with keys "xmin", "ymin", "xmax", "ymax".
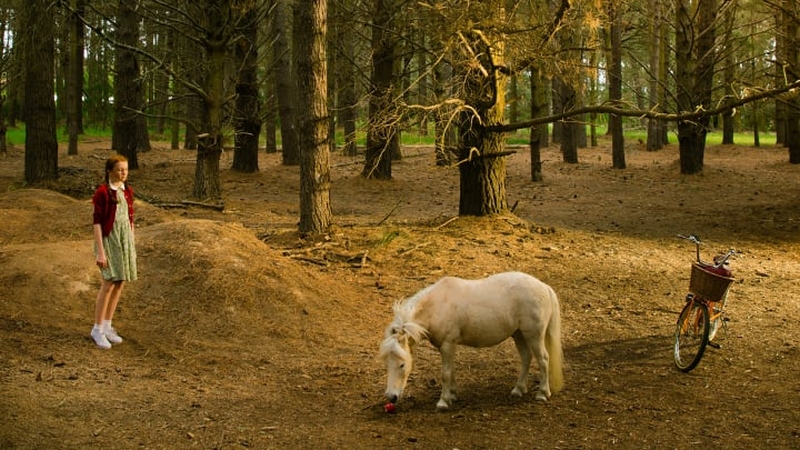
[{"xmin": 90, "ymin": 155, "xmax": 137, "ymax": 349}]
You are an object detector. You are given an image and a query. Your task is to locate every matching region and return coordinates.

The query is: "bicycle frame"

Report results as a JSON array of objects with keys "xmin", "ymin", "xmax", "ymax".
[{"xmin": 674, "ymin": 235, "xmax": 736, "ymax": 372}]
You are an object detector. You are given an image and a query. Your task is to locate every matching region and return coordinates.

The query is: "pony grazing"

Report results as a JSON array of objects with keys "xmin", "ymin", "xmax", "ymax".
[{"xmin": 379, "ymin": 271, "xmax": 564, "ymax": 410}]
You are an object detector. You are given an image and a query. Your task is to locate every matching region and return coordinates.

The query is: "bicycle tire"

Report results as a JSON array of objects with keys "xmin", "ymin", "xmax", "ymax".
[{"xmin": 674, "ymin": 299, "xmax": 710, "ymax": 372}]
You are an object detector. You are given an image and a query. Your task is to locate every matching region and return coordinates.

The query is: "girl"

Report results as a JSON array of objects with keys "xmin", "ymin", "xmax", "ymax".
[{"xmin": 90, "ymin": 155, "xmax": 137, "ymax": 349}]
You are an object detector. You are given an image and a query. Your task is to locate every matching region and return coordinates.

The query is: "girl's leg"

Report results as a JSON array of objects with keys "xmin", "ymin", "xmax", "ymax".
[
  {"xmin": 101, "ymin": 282, "xmax": 125, "ymax": 344},
  {"xmin": 103, "ymin": 281, "xmax": 124, "ymax": 321},
  {"xmin": 94, "ymin": 280, "xmax": 115, "ymax": 326},
  {"xmin": 92, "ymin": 280, "xmax": 116, "ymax": 349}
]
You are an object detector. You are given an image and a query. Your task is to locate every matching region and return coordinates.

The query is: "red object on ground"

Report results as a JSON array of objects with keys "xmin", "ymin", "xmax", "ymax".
[{"xmin": 384, "ymin": 403, "xmax": 396, "ymax": 413}]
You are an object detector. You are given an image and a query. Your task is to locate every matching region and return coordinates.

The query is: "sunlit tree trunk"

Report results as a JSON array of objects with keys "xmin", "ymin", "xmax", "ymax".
[{"xmin": 296, "ymin": 0, "xmax": 332, "ymax": 234}]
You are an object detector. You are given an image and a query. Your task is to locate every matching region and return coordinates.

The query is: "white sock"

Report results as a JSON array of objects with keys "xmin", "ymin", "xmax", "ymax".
[
  {"xmin": 102, "ymin": 320, "xmax": 112, "ymax": 332},
  {"xmin": 93, "ymin": 324, "xmax": 103, "ymax": 332}
]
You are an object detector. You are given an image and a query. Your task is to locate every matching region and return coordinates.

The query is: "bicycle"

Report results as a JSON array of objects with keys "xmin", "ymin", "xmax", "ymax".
[{"xmin": 673, "ymin": 235, "xmax": 737, "ymax": 372}]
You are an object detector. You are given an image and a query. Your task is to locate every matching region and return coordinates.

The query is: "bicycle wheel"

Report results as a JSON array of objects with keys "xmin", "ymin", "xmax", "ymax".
[
  {"xmin": 674, "ymin": 299, "xmax": 710, "ymax": 372},
  {"xmin": 708, "ymin": 292, "xmax": 729, "ymax": 342}
]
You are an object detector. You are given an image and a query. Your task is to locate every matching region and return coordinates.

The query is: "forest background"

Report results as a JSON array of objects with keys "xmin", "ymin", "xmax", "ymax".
[{"xmin": 1, "ymin": 0, "xmax": 799, "ymax": 234}]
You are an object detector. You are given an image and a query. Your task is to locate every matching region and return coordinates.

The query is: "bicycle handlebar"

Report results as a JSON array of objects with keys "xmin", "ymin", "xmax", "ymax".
[{"xmin": 677, "ymin": 234, "xmax": 736, "ymax": 268}]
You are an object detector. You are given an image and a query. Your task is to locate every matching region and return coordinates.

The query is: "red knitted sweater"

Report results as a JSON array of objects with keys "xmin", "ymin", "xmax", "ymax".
[{"xmin": 92, "ymin": 183, "xmax": 134, "ymax": 237}]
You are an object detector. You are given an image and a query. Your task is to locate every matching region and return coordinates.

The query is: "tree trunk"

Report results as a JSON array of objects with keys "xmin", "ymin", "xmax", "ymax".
[
  {"xmin": 455, "ymin": 4, "xmax": 509, "ymax": 217},
  {"xmin": 775, "ymin": 10, "xmax": 787, "ymax": 146},
  {"xmin": 433, "ymin": 58, "xmax": 454, "ymax": 166},
  {"xmin": 609, "ymin": 0, "xmax": 625, "ymax": 169},
  {"xmin": 295, "ymin": 0, "xmax": 332, "ymax": 234},
  {"xmin": 363, "ymin": 0, "xmax": 396, "ymax": 180},
  {"xmin": 721, "ymin": 6, "xmax": 736, "ymax": 145},
  {"xmin": 786, "ymin": 0, "xmax": 800, "ymax": 163},
  {"xmin": 232, "ymin": 3, "xmax": 261, "ymax": 173},
  {"xmin": 0, "ymin": 9, "xmax": 8, "ymax": 156},
  {"xmin": 85, "ymin": 27, "xmax": 112, "ymax": 129},
  {"xmin": 112, "ymin": 0, "xmax": 141, "ymax": 169},
  {"xmin": 23, "ymin": 0, "xmax": 59, "ymax": 183},
  {"xmin": 752, "ymin": 103, "xmax": 760, "ymax": 148},
  {"xmin": 556, "ymin": 15, "xmax": 579, "ymax": 163},
  {"xmin": 66, "ymin": 0, "xmax": 85, "ymax": 156},
  {"xmin": 263, "ymin": 67, "xmax": 278, "ymax": 154},
  {"xmin": 675, "ymin": 0, "xmax": 717, "ymax": 175},
  {"xmin": 192, "ymin": 1, "xmax": 228, "ymax": 201},
  {"xmin": 259, "ymin": 5, "xmax": 277, "ymax": 155},
  {"xmin": 529, "ymin": 65, "xmax": 547, "ymax": 182},
  {"xmin": 560, "ymin": 81, "xmax": 579, "ymax": 164},
  {"xmin": 646, "ymin": 0, "xmax": 664, "ymax": 151},
  {"xmin": 272, "ymin": 0, "xmax": 300, "ymax": 165}
]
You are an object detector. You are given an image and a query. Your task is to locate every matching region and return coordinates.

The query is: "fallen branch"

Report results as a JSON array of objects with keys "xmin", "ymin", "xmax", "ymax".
[
  {"xmin": 398, "ymin": 242, "xmax": 432, "ymax": 255},
  {"xmin": 376, "ymin": 201, "xmax": 402, "ymax": 226},
  {"xmin": 153, "ymin": 200, "xmax": 224, "ymax": 211},
  {"xmin": 289, "ymin": 256, "xmax": 329, "ymax": 267},
  {"xmin": 435, "ymin": 216, "xmax": 459, "ymax": 229}
]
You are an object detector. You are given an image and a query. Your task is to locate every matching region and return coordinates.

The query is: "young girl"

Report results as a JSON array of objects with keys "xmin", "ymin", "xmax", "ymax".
[{"xmin": 90, "ymin": 155, "xmax": 137, "ymax": 349}]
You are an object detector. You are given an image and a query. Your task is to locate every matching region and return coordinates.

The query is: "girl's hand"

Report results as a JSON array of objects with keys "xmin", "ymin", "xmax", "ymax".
[{"xmin": 96, "ymin": 255, "xmax": 108, "ymax": 268}]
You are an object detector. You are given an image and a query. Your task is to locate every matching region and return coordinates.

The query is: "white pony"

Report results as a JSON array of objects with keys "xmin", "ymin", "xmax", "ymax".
[{"xmin": 379, "ymin": 271, "xmax": 564, "ymax": 410}]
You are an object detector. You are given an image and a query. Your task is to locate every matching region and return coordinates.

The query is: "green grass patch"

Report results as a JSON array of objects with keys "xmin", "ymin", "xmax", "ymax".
[{"xmin": 6, "ymin": 122, "xmax": 776, "ymax": 149}]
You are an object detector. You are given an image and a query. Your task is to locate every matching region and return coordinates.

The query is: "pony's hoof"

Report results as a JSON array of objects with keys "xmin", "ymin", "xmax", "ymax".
[
  {"xmin": 535, "ymin": 392, "xmax": 549, "ymax": 402},
  {"xmin": 436, "ymin": 399, "xmax": 450, "ymax": 410},
  {"xmin": 510, "ymin": 387, "xmax": 524, "ymax": 397}
]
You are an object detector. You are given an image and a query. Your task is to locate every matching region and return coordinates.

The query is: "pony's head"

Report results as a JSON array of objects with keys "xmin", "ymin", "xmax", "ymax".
[{"xmin": 379, "ymin": 304, "xmax": 427, "ymax": 404}]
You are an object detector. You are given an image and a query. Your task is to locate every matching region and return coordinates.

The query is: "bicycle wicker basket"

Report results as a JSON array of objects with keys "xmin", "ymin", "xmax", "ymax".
[{"xmin": 689, "ymin": 263, "xmax": 734, "ymax": 302}]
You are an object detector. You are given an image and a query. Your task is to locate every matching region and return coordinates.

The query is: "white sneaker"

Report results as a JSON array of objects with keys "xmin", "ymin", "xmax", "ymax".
[
  {"xmin": 91, "ymin": 327, "xmax": 112, "ymax": 349},
  {"xmin": 105, "ymin": 327, "xmax": 123, "ymax": 344}
]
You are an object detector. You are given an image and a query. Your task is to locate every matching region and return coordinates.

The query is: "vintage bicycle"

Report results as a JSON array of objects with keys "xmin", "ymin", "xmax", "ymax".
[{"xmin": 673, "ymin": 235, "xmax": 737, "ymax": 372}]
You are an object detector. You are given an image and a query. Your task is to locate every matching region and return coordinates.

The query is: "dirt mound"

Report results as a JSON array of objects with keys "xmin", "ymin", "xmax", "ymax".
[{"xmin": 132, "ymin": 219, "xmax": 380, "ymax": 359}]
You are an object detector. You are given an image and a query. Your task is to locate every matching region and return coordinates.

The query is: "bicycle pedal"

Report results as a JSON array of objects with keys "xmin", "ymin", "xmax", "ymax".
[{"xmin": 708, "ymin": 341, "xmax": 721, "ymax": 349}]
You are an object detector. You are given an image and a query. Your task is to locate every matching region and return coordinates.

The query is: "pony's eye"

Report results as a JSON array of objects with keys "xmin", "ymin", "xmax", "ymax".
[{"xmin": 399, "ymin": 363, "xmax": 405, "ymax": 370}]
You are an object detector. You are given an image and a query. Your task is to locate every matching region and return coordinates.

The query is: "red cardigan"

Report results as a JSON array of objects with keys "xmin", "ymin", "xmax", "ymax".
[{"xmin": 92, "ymin": 183, "xmax": 135, "ymax": 237}]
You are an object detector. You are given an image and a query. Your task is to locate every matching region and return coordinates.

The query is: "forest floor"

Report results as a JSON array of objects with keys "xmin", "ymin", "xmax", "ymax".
[{"xmin": 1, "ymin": 135, "xmax": 799, "ymax": 449}]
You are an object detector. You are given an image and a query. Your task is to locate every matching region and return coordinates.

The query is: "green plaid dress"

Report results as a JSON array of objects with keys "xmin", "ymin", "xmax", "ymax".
[{"xmin": 98, "ymin": 186, "xmax": 138, "ymax": 282}]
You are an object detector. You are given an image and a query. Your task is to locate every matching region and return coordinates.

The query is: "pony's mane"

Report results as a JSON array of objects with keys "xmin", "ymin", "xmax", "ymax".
[{"xmin": 379, "ymin": 287, "xmax": 432, "ymax": 359}]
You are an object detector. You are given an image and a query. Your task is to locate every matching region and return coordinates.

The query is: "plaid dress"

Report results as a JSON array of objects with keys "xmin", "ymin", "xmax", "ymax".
[{"xmin": 98, "ymin": 186, "xmax": 138, "ymax": 282}]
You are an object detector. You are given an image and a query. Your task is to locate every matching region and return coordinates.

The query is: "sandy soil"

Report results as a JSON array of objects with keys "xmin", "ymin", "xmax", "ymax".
[{"xmin": 1, "ymin": 136, "xmax": 799, "ymax": 449}]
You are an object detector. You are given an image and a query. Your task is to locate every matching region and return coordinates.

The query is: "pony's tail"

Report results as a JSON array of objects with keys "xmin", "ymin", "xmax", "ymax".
[{"xmin": 546, "ymin": 289, "xmax": 564, "ymax": 393}]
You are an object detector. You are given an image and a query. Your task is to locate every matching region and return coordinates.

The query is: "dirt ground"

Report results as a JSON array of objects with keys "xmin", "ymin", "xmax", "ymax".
[{"xmin": 1, "ymin": 135, "xmax": 799, "ymax": 449}]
